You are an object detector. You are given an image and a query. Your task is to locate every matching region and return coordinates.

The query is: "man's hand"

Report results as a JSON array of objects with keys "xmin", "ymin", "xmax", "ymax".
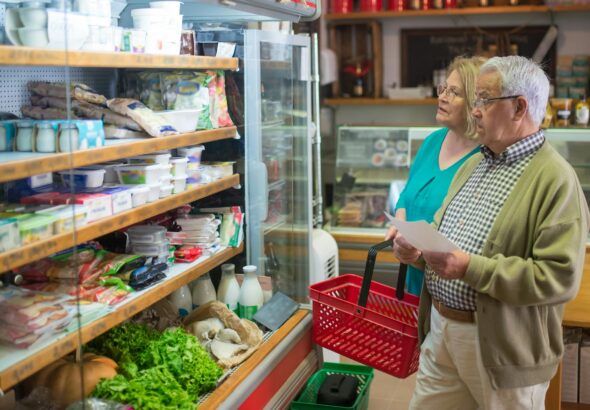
[
  {"xmin": 393, "ymin": 234, "xmax": 422, "ymax": 265},
  {"xmin": 422, "ymin": 250, "xmax": 470, "ymax": 280}
]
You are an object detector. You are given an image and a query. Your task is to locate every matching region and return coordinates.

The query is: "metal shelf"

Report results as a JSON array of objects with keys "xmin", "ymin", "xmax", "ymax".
[
  {"xmin": 0, "ymin": 174, "xmax": 240, "ymax": 272},
  {"xmin": 0, "ymin": 127, "xmax": 237, "ymax": 183}
]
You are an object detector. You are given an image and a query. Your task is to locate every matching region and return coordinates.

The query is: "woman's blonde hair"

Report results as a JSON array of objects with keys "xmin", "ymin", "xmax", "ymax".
[{"xmin": 447, "ymin": 56, "xmax": 487, "ymax": 140}]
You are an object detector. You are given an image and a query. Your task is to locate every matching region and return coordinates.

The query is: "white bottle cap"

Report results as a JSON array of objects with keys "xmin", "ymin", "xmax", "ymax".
[{"xmin": 243, "ymin": 265, "xmax": 257, "ymax": 274}]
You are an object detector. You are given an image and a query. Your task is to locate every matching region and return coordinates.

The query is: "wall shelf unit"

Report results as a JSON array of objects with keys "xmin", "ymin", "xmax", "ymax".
[{"xmin": 325, "ymin": 4, "xmax": 590, "ymax": 22}]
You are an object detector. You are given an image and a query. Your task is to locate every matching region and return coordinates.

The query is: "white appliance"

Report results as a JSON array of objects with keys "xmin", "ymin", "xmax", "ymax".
[{"xmin": 311, "ymin": 228, "xmax": 338, "ymax": 286}]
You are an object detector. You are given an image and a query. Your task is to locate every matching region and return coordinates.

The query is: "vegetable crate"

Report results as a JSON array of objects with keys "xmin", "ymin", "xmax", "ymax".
[
  {"xmin": 290, "ymin": 362, "xmax": 374, "ymax": 410},
  {"xmin": 309, "ymin": 240, "xmax": 420, "ymax": 379}
]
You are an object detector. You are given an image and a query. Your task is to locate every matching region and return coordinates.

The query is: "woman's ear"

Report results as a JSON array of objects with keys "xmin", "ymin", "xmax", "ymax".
[{"xmin": 513, "ymin": 96, "xmax": 528, "ymax": 121}]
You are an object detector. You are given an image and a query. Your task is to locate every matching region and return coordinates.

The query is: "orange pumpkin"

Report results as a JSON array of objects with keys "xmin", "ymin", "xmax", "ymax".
[{"xmin": 25, "ymin": 353, "xmax": 118, "ymax": 408}]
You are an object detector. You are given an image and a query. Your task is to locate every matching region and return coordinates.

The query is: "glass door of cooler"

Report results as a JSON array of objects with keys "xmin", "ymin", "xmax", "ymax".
[{"xmin": 244, "ymin": 30, "xmax": 312, "ymax": 303}]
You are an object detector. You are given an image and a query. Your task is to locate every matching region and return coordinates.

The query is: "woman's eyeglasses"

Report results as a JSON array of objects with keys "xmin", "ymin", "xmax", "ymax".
[
  {"xmin": 474, "ymin": 95, "xmax": 521, "ymax": 109},
  {"xmin": 437, "ymin": 84, "xmax": 462, "ymax": 101}
]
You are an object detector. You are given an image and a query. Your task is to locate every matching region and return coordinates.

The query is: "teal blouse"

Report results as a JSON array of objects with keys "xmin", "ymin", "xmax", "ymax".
[{"xmin": 396, "ymin": 128, "xmax": 480, "ymax": 295}]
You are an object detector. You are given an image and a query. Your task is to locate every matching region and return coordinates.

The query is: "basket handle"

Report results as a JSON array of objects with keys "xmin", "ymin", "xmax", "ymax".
[{"xmin": 357, "ymin": 239, "xmax": 408, "ymax": 308}]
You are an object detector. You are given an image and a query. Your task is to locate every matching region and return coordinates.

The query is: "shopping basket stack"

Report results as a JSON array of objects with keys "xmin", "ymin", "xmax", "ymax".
[{"xmin": 309, "ymin": 240, "xmax": 420, "ymax": 378}]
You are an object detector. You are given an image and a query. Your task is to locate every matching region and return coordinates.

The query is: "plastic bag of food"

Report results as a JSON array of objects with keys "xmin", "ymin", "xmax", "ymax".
[
  {"xmin": 0, "ymin": 287, "xmax": 72, "ymax": 326},
  {"xmin": 22, "ymin": 105, "xmax": 77, "ymax": 120},
  {"xmin": 208, "ymin": 71, "xmax": 234, "ymax": 128},
  {"xmin": 28, "ymin": 82, "xmax": 107, "ymax": 106},
  {"xmin": 107, "ymin": 98, "xmax": 177, "ymax": 137},
  {"xmin": 139, "ymin": 71, "xmax": 166, "ymax": 111}
]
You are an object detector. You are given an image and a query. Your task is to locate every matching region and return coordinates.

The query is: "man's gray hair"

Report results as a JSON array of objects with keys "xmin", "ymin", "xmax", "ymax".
[{"xmin": 480, "ymin": 56, "xmax": 549, "ymax": 126}]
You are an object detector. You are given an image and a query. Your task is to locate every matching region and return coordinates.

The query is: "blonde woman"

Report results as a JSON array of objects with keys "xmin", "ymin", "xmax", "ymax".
[{"xmin": 386, "ymin": 56, "xmax": 486, "ymax": 295}]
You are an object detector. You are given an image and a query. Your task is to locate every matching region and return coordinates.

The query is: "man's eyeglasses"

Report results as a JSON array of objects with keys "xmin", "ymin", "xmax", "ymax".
[
  {"xmin": 437, "ymin": 84, "xmax": 462, "ymax": 101},
  {"xmin": 474, "ymin": 95, "xmax": 521, "ymax": 109}
]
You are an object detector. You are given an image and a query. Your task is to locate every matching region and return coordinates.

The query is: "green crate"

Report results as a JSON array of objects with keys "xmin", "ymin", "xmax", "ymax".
[{"xmin": 291, "ymin": 362, "xmax": 374, "ymax": 410}]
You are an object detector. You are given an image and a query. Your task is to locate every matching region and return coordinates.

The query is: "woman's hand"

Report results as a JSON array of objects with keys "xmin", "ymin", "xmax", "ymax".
[
  {"xmin": 385, "ymin": 208, "xmax": 406, "ymax": 241},
  {"xmin": 393, "ymin": 234, "xmax": 422, "ymax": 265}
]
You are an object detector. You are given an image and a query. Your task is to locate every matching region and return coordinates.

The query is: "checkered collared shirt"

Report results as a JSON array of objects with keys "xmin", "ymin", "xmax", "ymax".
[{"xmin": 425, "ymin": 130, "xmax": 545, "ymax": 311}]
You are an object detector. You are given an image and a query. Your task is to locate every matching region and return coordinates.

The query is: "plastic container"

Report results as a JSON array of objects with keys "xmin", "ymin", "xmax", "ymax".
[
  {"xmin": 117, "ymin": 164, "xmax": 162, "ymax": 185},
  {"xmin": 159, "ymin": 184, "xmax": 174, "ymax": 198},
  {"xmin": 59, "ymin": 168, "xmax": 106, "ymax": 189},
  {"xmin": 156, "ymin": 109, "xmax": 203, "ymax": 133},
  {"xmin": 291, "ymin": 363, "xmax": 374, "ymax": 410},
  {"xmin": 127, "ymin": 152, "xmax": 171, "ymax": 165},
  {"xmin": 96, "ymin": 162, "xmax": 123, "ymax": 184},
  {"xmin": 156, "ymin": 163, "xmax": 173, "ymax": 180},
  {"xmin": 126, "ymin": 185, "xmax": 150, "ymax": 207},
  {"xmin": 238, "ymin": 265, "xmax": 263, "ymax": 319},
  {"xmin": 127, "ymin": 225, "xmax": 167, "ymax": 243},
  {"xmin": 37, "ymin": 204, "xmax": 87, "ymax": 234},
  {"xmin": 18, "ymin": 214, "xmax": 56, "ymax": 245},
  {"xmin": 146, "ymin": 183, "xmax": 161, "ymax": 202},
  {"xmin": 170, "ymin": 156, "xmax": 188, "ymax": 176},
  {"xmin": 177, "ymin": 145, "xmax": 204, "ymax": 167},
  {"xmin": 171, "ymin": 175, "xmax": 187, "ymax": 194},
  {"xmin": 0, "ymin": 218, "xmax": 21, "ymax": 252},
  {"xmin": 131, "ymin": 241, "xmax": 170, "ymax": 256}
]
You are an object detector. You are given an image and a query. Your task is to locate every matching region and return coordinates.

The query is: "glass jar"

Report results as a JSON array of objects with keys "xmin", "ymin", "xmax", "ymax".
[
  {"xmin": 58, "ymin": 123, "xmax": 79, "ymax": 152},
  {"xmin": 0, "ymin": 121, "xmax": 15, "ymax": 151},
  {"xmin": 35, "ymin": 122, "xmax": 56, "ymax": 152},
  {"xmin": 16, "ymin": 121, "xmax": 34, "ymax": 152}
]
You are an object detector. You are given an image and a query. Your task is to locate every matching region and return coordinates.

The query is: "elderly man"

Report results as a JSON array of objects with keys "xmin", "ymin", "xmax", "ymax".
[{"xmin": 393, "ymin": 56, "xmax": 589, "ymax": 409}]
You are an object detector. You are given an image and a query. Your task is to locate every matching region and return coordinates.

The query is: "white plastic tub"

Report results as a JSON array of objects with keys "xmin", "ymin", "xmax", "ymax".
[
  {"xmin": 170, "ymin": 157, "xmax": 188, "ymax": 176},
  {"xmin": 126, "ymin": 185, "xmax": 150, "ymax": 208},
  {"xmin": 146, "ymin": 183, "xmax": 161, "ymax": 202},
  {"xmin": 117, "ymin": 164, "xmax": 162, "ymax": 185},
  {"xmin": 177, "ymin": 145, "xmax": 204, "ymax": 167},
  {"xmin": 171, "ymin": 175, "xmax": 187, "ymax": 194},
  {"xmin": 156, "ymin": 109, "xmax": 203, "ymax": 133},
  {"xmin": 99, "ymin": 163, "xmax": 124, "ymax": 184},
  {"xmin": 159, "ymin": 184, "xmax": 174, "ymax": 198},
  {"xmin": 59, "ymin": 168, "xmax": 106, "ymax": 189},
  {"xmin": 156, "ymin": 163, "xmax": 173, "ymax": 180}
]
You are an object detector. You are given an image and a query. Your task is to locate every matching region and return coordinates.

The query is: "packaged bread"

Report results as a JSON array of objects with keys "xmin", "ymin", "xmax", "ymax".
[
  {"xmin": 22, "ymin": 105, "xmax": 77, "ymax": 120},
  {"xmin": 31, "ymin": 95, "xmax": 143, "ymax": 131},
  {"xmin": 28, "ymin": 81, "xmax": 108, "ymax": 106},
  {"xmin": 107, "ymin": 98, "xmax": 177, "ymax": 137}
]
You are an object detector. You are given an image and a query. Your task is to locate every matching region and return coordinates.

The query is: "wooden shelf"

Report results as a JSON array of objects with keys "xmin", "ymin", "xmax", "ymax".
[
  {"xmin": 562, "ymin": 403, "xmax": 590, "ymax": 410},
  {"xmin": 0, "ymin": 45, "xmax": 239, "ymax": 70},
  {"xmin": 324, "ymin": 98, "xmax": 438, "ymax": 106},
  {"xmin": 200, "ymin": 309, "xmax": 310, "ymax": 410},
  {"xmin": 0, "ymin": 127, "xmax": 237, "ymax": 183},
  {"xmin": 0, "ymin": 244, "xmax": 244, "ymax": 392},
  {"xmin": 0, "ymin": 174, "xmax": 240, "ymax": 272},
  {"xmin": 325, "ymin": 4, "xmax": 590, "ymax": 21}
]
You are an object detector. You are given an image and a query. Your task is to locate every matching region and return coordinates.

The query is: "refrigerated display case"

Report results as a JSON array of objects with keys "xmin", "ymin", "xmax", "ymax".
[{"xmin": 244, "ymin": 30, "xmax": 313, "ymax": 304}]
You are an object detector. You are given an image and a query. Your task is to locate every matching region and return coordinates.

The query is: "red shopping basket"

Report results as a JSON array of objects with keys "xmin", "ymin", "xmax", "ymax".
[{"xmin": 309, "ymin": 240, "xmax": 420, "ymax": 378}]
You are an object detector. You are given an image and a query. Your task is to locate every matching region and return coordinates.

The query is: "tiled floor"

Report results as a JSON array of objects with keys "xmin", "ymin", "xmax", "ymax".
[{"xmin": 339, "ymin": 356, "xmax": 417, "ymax": 410}]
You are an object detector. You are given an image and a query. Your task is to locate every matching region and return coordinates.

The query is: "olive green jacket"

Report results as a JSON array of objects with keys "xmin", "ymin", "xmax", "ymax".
[{"xmin": 418, "ymin": 141, "xmax": 590, "ymax": 389}]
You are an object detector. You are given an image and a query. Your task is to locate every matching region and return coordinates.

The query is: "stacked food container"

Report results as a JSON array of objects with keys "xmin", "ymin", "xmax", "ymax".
[{"xmin": 131, "ymin": 1, "xmax": 183, "ymax": 54}]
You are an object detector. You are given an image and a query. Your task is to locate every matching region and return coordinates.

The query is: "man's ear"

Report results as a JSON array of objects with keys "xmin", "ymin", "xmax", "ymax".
[{"xmin": 513, "ymin": 96, "xmax": 528, "ymax": 121}]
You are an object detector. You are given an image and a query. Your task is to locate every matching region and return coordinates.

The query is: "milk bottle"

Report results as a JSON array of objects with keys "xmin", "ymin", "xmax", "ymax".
[
  {"xmin": 238, "ymin": 265, "xmax": 264, "ymax": 319},
  {"xmin": 217, "ymin": 263, "xmax": 240, "ymax": 315},
  {"xmin": 191, "ymin": 272, "xmax": 216, "ymax": 309},
  {"xmin": 168, "ymin": 285, "xmax": 192, "ymax": 318}
]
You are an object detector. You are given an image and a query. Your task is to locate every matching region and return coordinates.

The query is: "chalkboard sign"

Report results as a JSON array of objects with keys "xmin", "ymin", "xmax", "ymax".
[{"xmin": 401, "ymin": 26, "xmax": 557, "ymax": 87}]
